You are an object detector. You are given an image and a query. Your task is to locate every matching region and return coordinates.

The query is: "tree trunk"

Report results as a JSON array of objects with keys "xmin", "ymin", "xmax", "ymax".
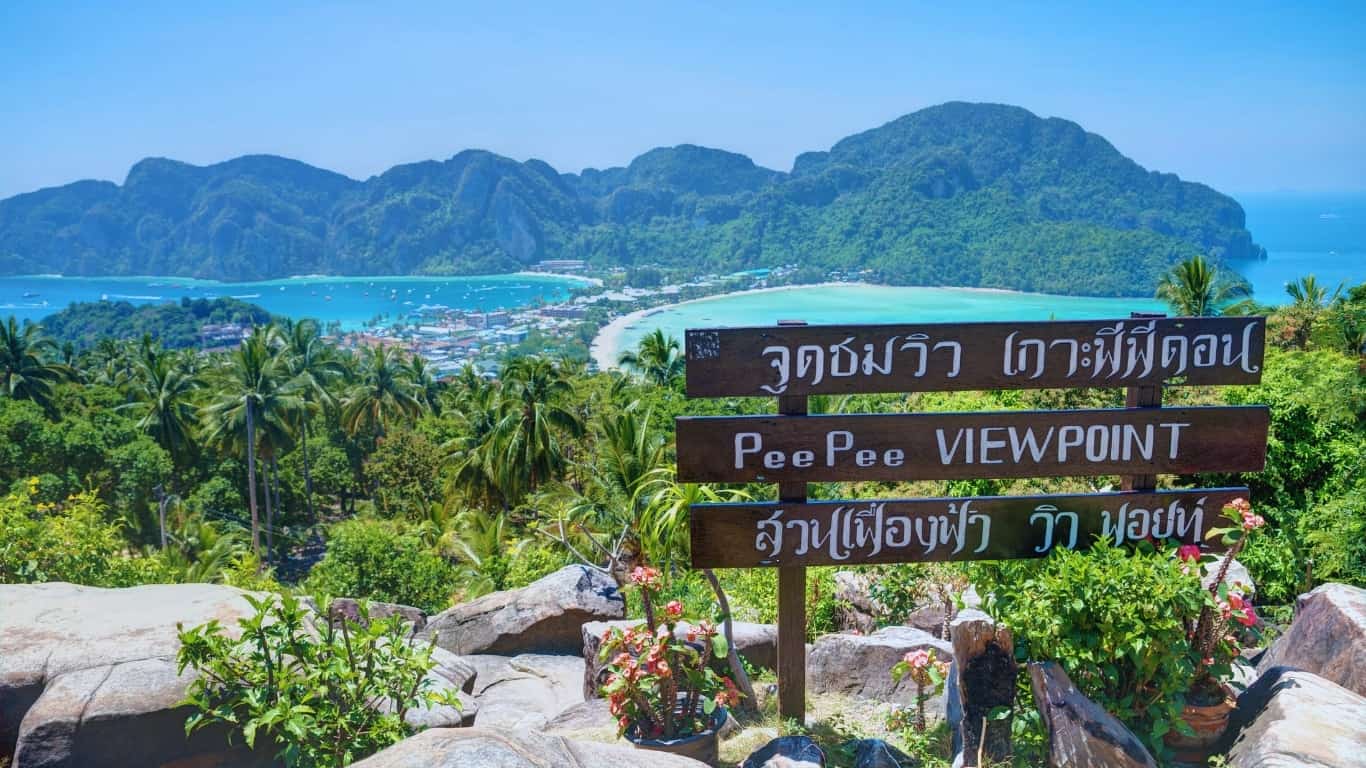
[
  {"xmin": 702, "ymin": 568, "xmax": 758, "ymax": 713},
  {"xmin": 300, "ymin": 419, "xmax": 316, "ymax": 519},
  {"xmin": 245, "ymin": 402, "xmax": 260, "ymax": 556},
  {"xmin": 271, "ymin": 457, "xmax": 283, "ymax": 564},
  {"xmin": 261, "ymin": 454, "xmax": 274, "ymax": 567}
]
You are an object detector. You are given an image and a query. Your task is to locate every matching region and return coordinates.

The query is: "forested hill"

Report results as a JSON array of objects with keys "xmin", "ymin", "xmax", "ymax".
[{"xmin": 0, "ymin": 102, "xmax": 1264, "ymax": 296}]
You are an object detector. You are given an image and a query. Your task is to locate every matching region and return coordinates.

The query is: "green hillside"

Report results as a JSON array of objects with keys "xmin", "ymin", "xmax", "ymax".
[{"xmin": 0, "ymin": 102, "xmax": 1264, "ymax": 296}]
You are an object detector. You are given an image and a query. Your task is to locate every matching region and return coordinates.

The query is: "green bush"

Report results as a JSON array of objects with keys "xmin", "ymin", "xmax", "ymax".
[
  {"xmin": 304, "ymin": 519, "xmax": 457, "ymax": 613},
  {"xmin": 0, "ymin": 480, "xmax": 173, "ymax": 586},
  {"xmin": 177, "ymin": 593, "xmax": 459, "ymax": 768},
  {"xmin": 976, "ymin": 541, "xmax": 1204, "ymax": 755}
]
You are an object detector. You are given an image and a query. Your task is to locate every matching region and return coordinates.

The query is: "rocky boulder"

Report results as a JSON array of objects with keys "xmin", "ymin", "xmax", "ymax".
[
  {"xmin": 0, "ymin": 582, "xmax": 275, "ymax": 768},
  {"xmin": 581, "ymin": 619, "xmax": 777, "ymax": 698},
  {"xmin": 329, "ymin": 597, "xmax": 427, "ymax": 632},
  {"xmin": 418, "ymin": 565, "xmax": 624, "ymax": 655},
  {"xmin": 807, "ymin": 627, "xmax": 953, "ymax": 711},
  {"xmin": 1258, "ymin": 582, "xmax": 1366, "ymax": 696},
  {"xmin": 741, "ymin": 735, "xmax": 827, "ymax": 768},
  {"xmin": 349, "ymin": 726, "xmax": 709, "ymax": 767},
  {"xmin": 1220, "ymin": 666, "xmax": 1366, "ymax": 767},
  {"xmin": 465, "ymin": 654, "xmax": 586, "ymax": 730}
]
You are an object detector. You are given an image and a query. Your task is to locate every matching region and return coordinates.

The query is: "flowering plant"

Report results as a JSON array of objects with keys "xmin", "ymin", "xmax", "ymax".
[
  {"xmin": 598, "ymin": 566, "xmax": 742, "ymax": 741},
  {"xmin": 890, "ymin": 647, "xmax": 949, "ymax": 732},
  {"xmin": 1180, "ymin": 498, "xmax": 1264, "ymax": 702}
]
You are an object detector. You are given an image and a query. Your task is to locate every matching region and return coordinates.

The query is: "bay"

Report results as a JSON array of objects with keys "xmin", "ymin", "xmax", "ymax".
[{"xmin": 0, "ymin": 273, "xmax": 591, "ymax": 328}]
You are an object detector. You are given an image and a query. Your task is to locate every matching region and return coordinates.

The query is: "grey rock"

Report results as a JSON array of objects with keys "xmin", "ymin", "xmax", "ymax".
[
  {"xmin": 581, "ymin": 618, "xmax": 776, "ymax": 698},
  {"xmin": 846, "ymin": 738, "xmax": 919, "ymax": 768},
  {"xmin": 544, "ymin": 698, "xmax": 616, "ymax": 736},
  {"xmin": 741, "ymin": 734, "xmax": 827, "ymax": 768},
  {"xmin": 467, "ymin": 653, "xmax": 586, "ymax": 730},
  {"xmin": 1221, "ymin": 666, "xmax": 1366, "ymax": 767},
  {"xmin": 349, "ymin": 726, "xmax": 711, "ymax": 767},
  {"xmin": 807, "ymin": 627, "xmax": 953, "ymax": 712},
  {"xmin": 1029, "ymin": 661, "xmax": 1156, "ymax": 768},
  {"xmin": 1202, "ymin": 556, "xmax": 1256, "ymax": 598},
  {"xmin": 1258, "ymin": 582, "xmax": 1366, "ymax": 696},
  {"xmin": 0, "ymin": 582, "xmax": 274, "ymax": 767},
  {"xmin": 419, "ymin": 565, "xmax": 624, "ymax": 655},
  {"xmin": 330, "ymin": 597, "xmax": 427, "ymax": 632},
  {"xmin": 425, "ymin": 645, "xmax": 478, "ymax": 694}
]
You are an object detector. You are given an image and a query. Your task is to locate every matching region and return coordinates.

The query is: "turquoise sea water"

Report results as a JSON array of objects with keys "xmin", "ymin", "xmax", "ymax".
[
  {"xmin": 0, "ymin": 273, "xmax": 589, "ymax": 329},
  {"xmin": 608, "ymin": 285, "xmax": 1171, "ymax": 362}
]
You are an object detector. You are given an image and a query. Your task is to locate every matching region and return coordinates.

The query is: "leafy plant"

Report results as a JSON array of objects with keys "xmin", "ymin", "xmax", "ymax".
[
  {"xmin": 977, "ymin": 539, "xmax": 1205, "ymax": 754},
  {"xmin": 598, "ymin": 566, "xmax": 742, "ymax": 740},
  {"xmin": 177, "ymin": 593, "xmax": 459, "ymax": 768},
  {"xmin": 303, "ymin": 518, "xmax": 457, "ymax": 613}
]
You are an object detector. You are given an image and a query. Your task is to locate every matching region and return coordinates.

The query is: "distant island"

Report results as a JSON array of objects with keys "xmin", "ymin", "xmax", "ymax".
[{"xmin": 0, "ymin": 102, "xmax": 1264, "ymax": 297}]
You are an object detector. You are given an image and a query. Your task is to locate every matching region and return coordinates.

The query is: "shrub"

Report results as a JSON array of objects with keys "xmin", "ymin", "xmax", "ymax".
[
  {"xmin": 976, "ymin": 540, "xmax": 1205, "ymax": 754},
  {"xmin": 304, "ymin": 518, "xmax": 457, "ymax": 613},
  {"xmin": 177, "ymin": 593, "xmax": 459, "ymax": 768},
  {"xmin": 0, "ymin": 480, "xmax": 173, "ymax": 586}
]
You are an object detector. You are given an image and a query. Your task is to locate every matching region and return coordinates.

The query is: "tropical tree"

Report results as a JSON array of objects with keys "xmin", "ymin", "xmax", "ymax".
[
  {"xmin": 119, "ymin": 344, "xmax": 201, "ymax": 468},
  {"xmin": 1286, "ymin": 275, "xmax": 1341, "ymax": 309},
  {"xmin": 277, "ymin": 319, "xmax": 346, "ymax": 517},
  {"xmin": 200, "ymin": 328, "xmax": 305, "ymax": 556},
  {"xmin": 618, "ymin": 329, "xmax": 685, "ymax": 386},
  {"xmin": 1154, "ymin": 255, "xmax": 1253, "ymax": 317},
  {"xmin": 340, "ymin": 345, "xmax": 424, "ymax": 438},
  {"xmin": 444, "ymin": 375, "xmax": 510, "ymax": 510},
  {"xmin": 495, "ymin": 356, "xmax": 583, "ymax": 502},
  {"xmin": 0, "ymin": 317, "xmax": 69, "ymax": 411},
  {"xmin": 405, "ymin": 354, "xmax": 443, "ymax": 415}
]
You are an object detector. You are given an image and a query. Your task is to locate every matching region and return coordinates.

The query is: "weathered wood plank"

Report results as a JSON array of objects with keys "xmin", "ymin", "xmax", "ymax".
[
  {"xmin": 675, "ymin": 406, "xmax": 1268, "ymax": 483},
  {"xmin": 684, "ymin": 316, "xmax": 1265, "ymax": 397},
  {"xmin": 774, "ymin": 336, "xmax": 809, "ymax": 723},
  {"xmin": 689, "ymin": 488, "xmax": 1247, "ymax": 568}
]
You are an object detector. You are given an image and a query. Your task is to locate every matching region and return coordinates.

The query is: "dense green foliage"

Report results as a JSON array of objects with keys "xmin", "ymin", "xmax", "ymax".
[
  {"xmin": 177, "ymin": 593, "xmax": 458, "ymax": 768},
  {"xmin": 976, "ymin": 542, "xmax": 1206, "ymax": 757},
  {"xmin": 303, "ymin": 518, "xmax": 458, "ymax": 613},
  {"xmin": 0, "ymin": 103, "xmax": 1261, "ymax": 296},
  {"xmin": 41, "ymin": 297, "xmax": 275, "ymax": 350}
]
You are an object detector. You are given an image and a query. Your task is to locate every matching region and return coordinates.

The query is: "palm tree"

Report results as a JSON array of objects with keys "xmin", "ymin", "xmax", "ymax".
[
  {"xmin": 1286, "ymin": 275, "xmax": 1341, "ymax": 309},
  {"xmin": 495, "ymin": 356, "xmax": 583, "ymax": 502},
  {"xmin": 444, "ymin": 377, "xmax": 510, "ymax": 509},
  {"xmin": 200, "ymin": 328, "xmax": 304, "ymax": 556},
  {"xmin": 1154, "ymin": 255, "xmax": 1252, "ymax": 317},
  {"xmin": 340, "ymin": 345, "xmax": 425, "ymax": 438},
  {"xmin": 406, "ymin": 354, "xmax": 443, "ymax": 415},
  {"xmin": 618, "ymin": 329, "xmax": 685, "ymax": 386},
  {"xmin": 0, "ymin": 317, "xmax": 69, "ymax": 412},
  {"xmin": 277, "ymin": 319, "xmax": 345, "ymax": 517},
  {"xmin": 119, "ymin": 344, "xmax": 201, "ymax": 467}
]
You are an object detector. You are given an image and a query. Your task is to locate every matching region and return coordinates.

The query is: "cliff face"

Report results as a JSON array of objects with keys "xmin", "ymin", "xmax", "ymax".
[{"xmin": 0, "ymin": 103, "xmax": 1263, "ymax": 295}]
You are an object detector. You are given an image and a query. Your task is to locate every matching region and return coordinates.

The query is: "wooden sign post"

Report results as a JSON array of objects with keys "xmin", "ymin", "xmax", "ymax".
[{"xmin": 676, "ymin": 315, "xmax": 1268, "ymax": 723}]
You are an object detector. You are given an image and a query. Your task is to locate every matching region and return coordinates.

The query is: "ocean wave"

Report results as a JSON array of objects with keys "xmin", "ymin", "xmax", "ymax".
[{"xmin": 111, "ymin": 294, "xmax": 163, "ymax": 300}]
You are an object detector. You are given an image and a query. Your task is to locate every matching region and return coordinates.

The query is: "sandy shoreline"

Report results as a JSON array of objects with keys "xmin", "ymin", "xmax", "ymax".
[
  {"xmin": 589, "ymin": 281, "xmax": 1047, "ymax": 370},
  {"xmin": 510, "ymin": 270, "xmax": 602, "ymax": 287}
]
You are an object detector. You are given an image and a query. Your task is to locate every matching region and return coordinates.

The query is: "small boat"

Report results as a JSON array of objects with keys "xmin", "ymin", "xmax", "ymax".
[{"xmin": 21, "ymin": 291, "xmax": 38, "ymax": 298}]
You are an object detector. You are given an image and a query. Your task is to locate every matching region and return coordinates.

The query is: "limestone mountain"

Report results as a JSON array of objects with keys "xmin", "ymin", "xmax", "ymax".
[{"xmin": 0, "ymin": 102, "xmax": 1264, "ymax": 295}]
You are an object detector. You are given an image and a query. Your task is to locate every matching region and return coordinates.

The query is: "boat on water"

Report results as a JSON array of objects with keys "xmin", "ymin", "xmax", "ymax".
[{"xmin": 21, "ymin": 291, "xmax": 39, "ymax": 298}]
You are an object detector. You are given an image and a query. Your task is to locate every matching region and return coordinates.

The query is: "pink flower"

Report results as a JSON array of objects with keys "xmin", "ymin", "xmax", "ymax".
[
  {"xmin": 629, "ymin": 566, "xmax": 661, "ymax": 588},
  {"xmin": 664, "ymin": 600, "xmax": 683, "ymax": 618},
  {"xmin": 903, "ymin": 649, "xmax": 932, "ymax": 669},
  {"xmin": 1177, "ymin": 544, "xmax": 1201, "ymax": 562},
  {"xmin": 1235, "ymin": 604, "xmax": 1258, "ymax": 628},
  {"xmin": 1241, "ymin": 511, "xmax": 1265, "ymax": 531}
]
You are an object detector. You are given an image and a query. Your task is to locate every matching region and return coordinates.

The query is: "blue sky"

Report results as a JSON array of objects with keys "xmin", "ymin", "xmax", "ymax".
[{"xmin": 1, "ymin": 1, "xmax": 1363, "ymax": 200}]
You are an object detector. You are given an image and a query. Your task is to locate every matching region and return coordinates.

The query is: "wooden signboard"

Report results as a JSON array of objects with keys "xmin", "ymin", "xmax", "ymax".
[
  {"xmin": 685, "ymin": 316, "xmax": 1265, "ymax": 397},
  {"xmin": 674, "ymin": 313, "xmax": 1268, "ymax": 723},
  {"xmin": 676, "ymin": 406, "xmax": 1269, "ymax": 483},
  {"xmin": 690, "ymin": 488, "xmax": 1247, "ymax": 568}
]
